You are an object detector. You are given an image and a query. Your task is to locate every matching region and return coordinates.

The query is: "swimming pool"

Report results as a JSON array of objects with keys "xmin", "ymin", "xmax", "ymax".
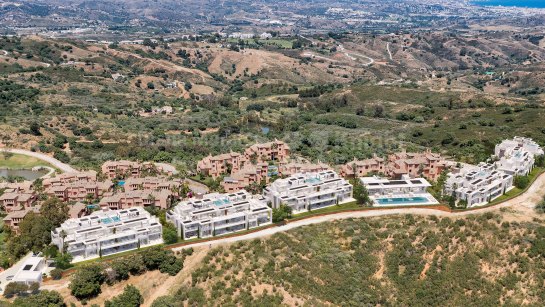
[
  {"xmin": 375, "ymin": 196, "xmax": 430, "ymax": 205},
  {"xmin": 213, "ymin": 198, "xmax": 231, "ymax": 206},
  {"xmin": 102, "ymin": 216, "xmax": 121, "ymax": 224},
  {"xmin": 305, "ymin": 177, "xmax": 321, "ymax": 184}
]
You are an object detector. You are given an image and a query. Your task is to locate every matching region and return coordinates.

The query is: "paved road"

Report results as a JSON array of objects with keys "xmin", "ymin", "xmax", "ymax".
[
  {"xmin": 173, "ymin": 171, "xmax": 545, "ymax": 252},
  {"xmin": 1, "ymin": 148, "xmax": 77, "ymax": 173},
  {"xmin": 35, "ymin": 165, "xmax": 56, "ymax": 178}
]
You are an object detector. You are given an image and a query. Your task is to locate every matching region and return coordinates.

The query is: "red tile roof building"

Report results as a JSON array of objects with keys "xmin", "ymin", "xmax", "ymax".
[
  {"xmin": 340, "ymin": 155, "xmax": 386, "ymax": 178},
  {"xmin": 98, "ymin": 190, "xmax": 172, "ymax": 210},
  {"xmin": 340, "ymin": 150, "xmax": 446, "ymax": 181},
  {"xmin": 0, "ymin": 192, "xmax": 37, "ymax": 213},
  {"xmin": 101, "ymin": 161, "xmax": 172, "ymax": 179}
]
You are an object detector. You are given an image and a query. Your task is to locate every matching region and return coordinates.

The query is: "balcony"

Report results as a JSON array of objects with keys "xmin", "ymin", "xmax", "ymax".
[
  {"xmin": 100, "ymin": 237, "xmax": 138, "ymax": 248},
  {"xmin": 214, "ymin": 218, "xmax": 246, "ymax": 230}
]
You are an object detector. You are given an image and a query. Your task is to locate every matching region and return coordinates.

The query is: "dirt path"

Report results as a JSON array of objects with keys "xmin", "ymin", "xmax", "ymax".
[
  {"xmin": 0, "ymin": 148, "xmax": 77, "ymax": 172},
  {"xmin": 173, "ymin": 171, "xmax": 545, "ymax": 252},
  {"xmin": 142, "ymin": 248, "xmax": 208, "ymax": 306},
  {"xmin": 302, "ymin": 52, "xmax": 337, "ymax": 62},
  {"xmin": 387, "ymin": 42, "xmax": 393, "ymax": 61},
  {"xmin": 338, "ymin": 44, "xmax": 374, "ymax": 65}
]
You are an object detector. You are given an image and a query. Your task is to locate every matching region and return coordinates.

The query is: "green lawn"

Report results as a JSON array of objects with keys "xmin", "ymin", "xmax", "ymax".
[
  {"xmin": 487, "ymin": 167, "xmax": 543, "ymax": 206},
  {"xmin": 0, "ymin": 152, "xmax": 54, "ymax": 169},
  {"xmin": 290, "ymin": 201, "xmax": 362, "ymax": 219}
]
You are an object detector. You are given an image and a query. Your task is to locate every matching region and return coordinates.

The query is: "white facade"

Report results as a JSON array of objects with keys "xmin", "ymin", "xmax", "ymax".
[
  {"xmin": 166, "ymin": 190, "xmax": 272, "ymax": 240},
  {"xmin": 229, "ymin": 33, "xmax": 254, "ymax": 39},
  {"xmin": 495, "ymin": 137, "xmax": 544, "ymax": 158},
  {"xmin": 13, "ymin": 256, "xmax": 46, "ymax": 285},
  {"xmin": 445, "ymin": 163, "xmax": 514, "ymax": 207},
  {"xmin": 260, "ymin": 32, "xmax": 273, "ymax": 39},
  {"xmin": 495, "ymin": 148, "xmax": 535, "ymax": 176},
  {"xmin": 494, "ymin": 137, "xmax": 543, "ymax": 176},
  {"xmin": 51, "ymin": 208, "xmax": 163, "ymax": 262},
  {"xmin": 263, "ymin": 170, "xmax": 353, "ymax": 214},
  {"xmin": 360, "ymin": 175, "xmax": 438, "ymax": 206}
]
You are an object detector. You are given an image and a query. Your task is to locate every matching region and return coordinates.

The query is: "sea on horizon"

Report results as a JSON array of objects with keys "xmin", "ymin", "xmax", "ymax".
[{"xmin": 472, "ymin": 0, "xmax": 545, "ymax": 9}]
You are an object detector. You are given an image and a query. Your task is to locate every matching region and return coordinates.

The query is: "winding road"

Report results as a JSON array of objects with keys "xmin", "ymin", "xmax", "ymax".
[
  {"xmin": 338, "ymin": 44, "xmax": 374, "ymax": 66},
  {"xmin": 302, "ymin": 52, "xmax": 336, "ymax": 62},
  {"xmin": 386, "ymin": 42, "xmax": 393, "ymax": 61},
  {"xmin": 173, "ymin": 171, "xmax": 545, "ymax": 252},
  {"xmin": 1, "ymin": 148, "xmax": 77, "ymax": 173}
]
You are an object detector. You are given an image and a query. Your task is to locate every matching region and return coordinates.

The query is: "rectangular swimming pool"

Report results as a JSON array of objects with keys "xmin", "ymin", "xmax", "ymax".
[{"xmin": 375, "ymin": 196, "xmax": 430, "ymax": 205}]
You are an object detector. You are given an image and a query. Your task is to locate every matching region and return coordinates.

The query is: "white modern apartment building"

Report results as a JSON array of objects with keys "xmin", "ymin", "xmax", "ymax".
[
  {"xmin": 166, "ymin": 190, "xmax": 272, "ymax": 240},
  {"xmin": 495, "ymin": 137, "xmax": 544, "ymax": 159},
  {"xmin": 444, "ymin": 163, "xmax": 514, "ymax": 207},
  {"xmin": 494, "ymin": 137, "xmax": 544, "ymax": 176},
  {"xmin": 263, "ymin": 170, "xmax": 353, "ymax": 214},
  {"xmin": 51, "ymin": 208, "xmax": 163, "ymax": 262},
  {"xmin": 495, "ymin": 148, "xmax": 535, "ymax": 176},
  {"xmin": 360, "ymin": 175, "xmax": 438, "ymax": 206}
]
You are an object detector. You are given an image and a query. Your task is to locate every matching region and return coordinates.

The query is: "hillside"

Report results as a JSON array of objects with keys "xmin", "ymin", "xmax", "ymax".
[
  {"xmin": 154, "ymin": 211, "xmax": 545, "ymax": 306},
  {"xmin": 1, "ymin": 32, "xmax": 545, "ymax": 172}
]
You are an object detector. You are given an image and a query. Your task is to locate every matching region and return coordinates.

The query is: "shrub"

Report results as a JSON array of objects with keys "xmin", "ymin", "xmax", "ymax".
[
  {"xmin": 162, "ymin": 223, "xmax": 179, "ymax": 245},
  {"xmin": 50, "ymin": 268, "xmax": 63, "ymax": 280},
  {"xmin": 272, "ymin": 204, "xmax": 292, "ymax": 223},
  {"xmin": 110, "ymin": 259, "xmax": 130, "ymax": 281},
  {"xmin": 182, "ymin": 247, "xmax": 194, "ymax": 257},
  {"xmin": 514, "ymin": 175, "xmax": 530, "ymax": 189},
  {"xmin": 105, "ymin": 285, "xmax": 143, "ymax": 307},
  {"xmin": 3, "ymin": 282, "xmax": 29, "ymax": 298},
  {"xmin": 69, "ymin": 264, "xmax": 105, "ymax": 300},
  {"xmin": 159, "ymin": 256, "xmax": 184, "ymax": 276},
  {"xmin": 12, "ymin": 290, "xmax": 65, "ymax": 306},
  {"xmin": 55, "ymin": 253, "xmax": 73, "ymax": 270}
]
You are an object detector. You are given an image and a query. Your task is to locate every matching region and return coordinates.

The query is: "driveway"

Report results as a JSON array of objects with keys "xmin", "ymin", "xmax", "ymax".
[{"xmin": 0, "ymin": 253, "xmax": 33, "ymax": 294}]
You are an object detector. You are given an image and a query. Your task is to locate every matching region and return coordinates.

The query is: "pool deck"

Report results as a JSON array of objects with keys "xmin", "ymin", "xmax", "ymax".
[{"xmin": 371, "ymin": 193, "xmax": 439, "ymax": 207}]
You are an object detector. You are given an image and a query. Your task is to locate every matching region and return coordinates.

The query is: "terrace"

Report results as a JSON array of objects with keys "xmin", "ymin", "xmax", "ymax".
[
  {"xmin": 167, "ymin": 190, "xmax": 272, "ymax": 240},
  {"xmin": 361, "ymin": 176, "xmax": 438, "ymax": 206}
]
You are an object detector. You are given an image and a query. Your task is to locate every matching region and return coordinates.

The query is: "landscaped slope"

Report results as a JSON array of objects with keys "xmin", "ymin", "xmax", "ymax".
[{"xmin": 155, "ymin": 213, "xmax": 545, "ymax": 306}]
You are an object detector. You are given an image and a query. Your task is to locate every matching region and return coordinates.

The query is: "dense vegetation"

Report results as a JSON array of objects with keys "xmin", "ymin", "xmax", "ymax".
[
  {"xmin": 2, "ymin": 36, "xmax": 544, "ymax": 177},
  {"xmin": 155, "ymin": 213, "xmax": 545, "ymax": 306},
  {"xmin": 1, "ymin": 198, "xmax": 68, "ymax": 266},
  {"xmin": 70, "ymin": 247, "xmax": 186, "ymax": 302}
]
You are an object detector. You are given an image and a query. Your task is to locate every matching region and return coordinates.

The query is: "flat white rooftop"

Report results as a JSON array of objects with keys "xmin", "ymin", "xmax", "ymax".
[
  {"xmin": 360, "ymin": 176, "xmax": 432, "ymax": 190},
  {"xmin": 13, "ymin": 256, "xmax": 45, "ymax": 283}
]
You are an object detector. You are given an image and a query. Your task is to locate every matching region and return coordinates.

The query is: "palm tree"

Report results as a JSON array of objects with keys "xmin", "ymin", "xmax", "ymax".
[{"xmin": 60, "ymin": 230, "xmax": 67, "ymax": 255}]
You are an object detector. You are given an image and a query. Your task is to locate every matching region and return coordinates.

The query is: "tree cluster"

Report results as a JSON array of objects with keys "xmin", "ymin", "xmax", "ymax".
[{"xmin": 70, "ymin": 247, "xmax": 184, "ymax": 300}]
